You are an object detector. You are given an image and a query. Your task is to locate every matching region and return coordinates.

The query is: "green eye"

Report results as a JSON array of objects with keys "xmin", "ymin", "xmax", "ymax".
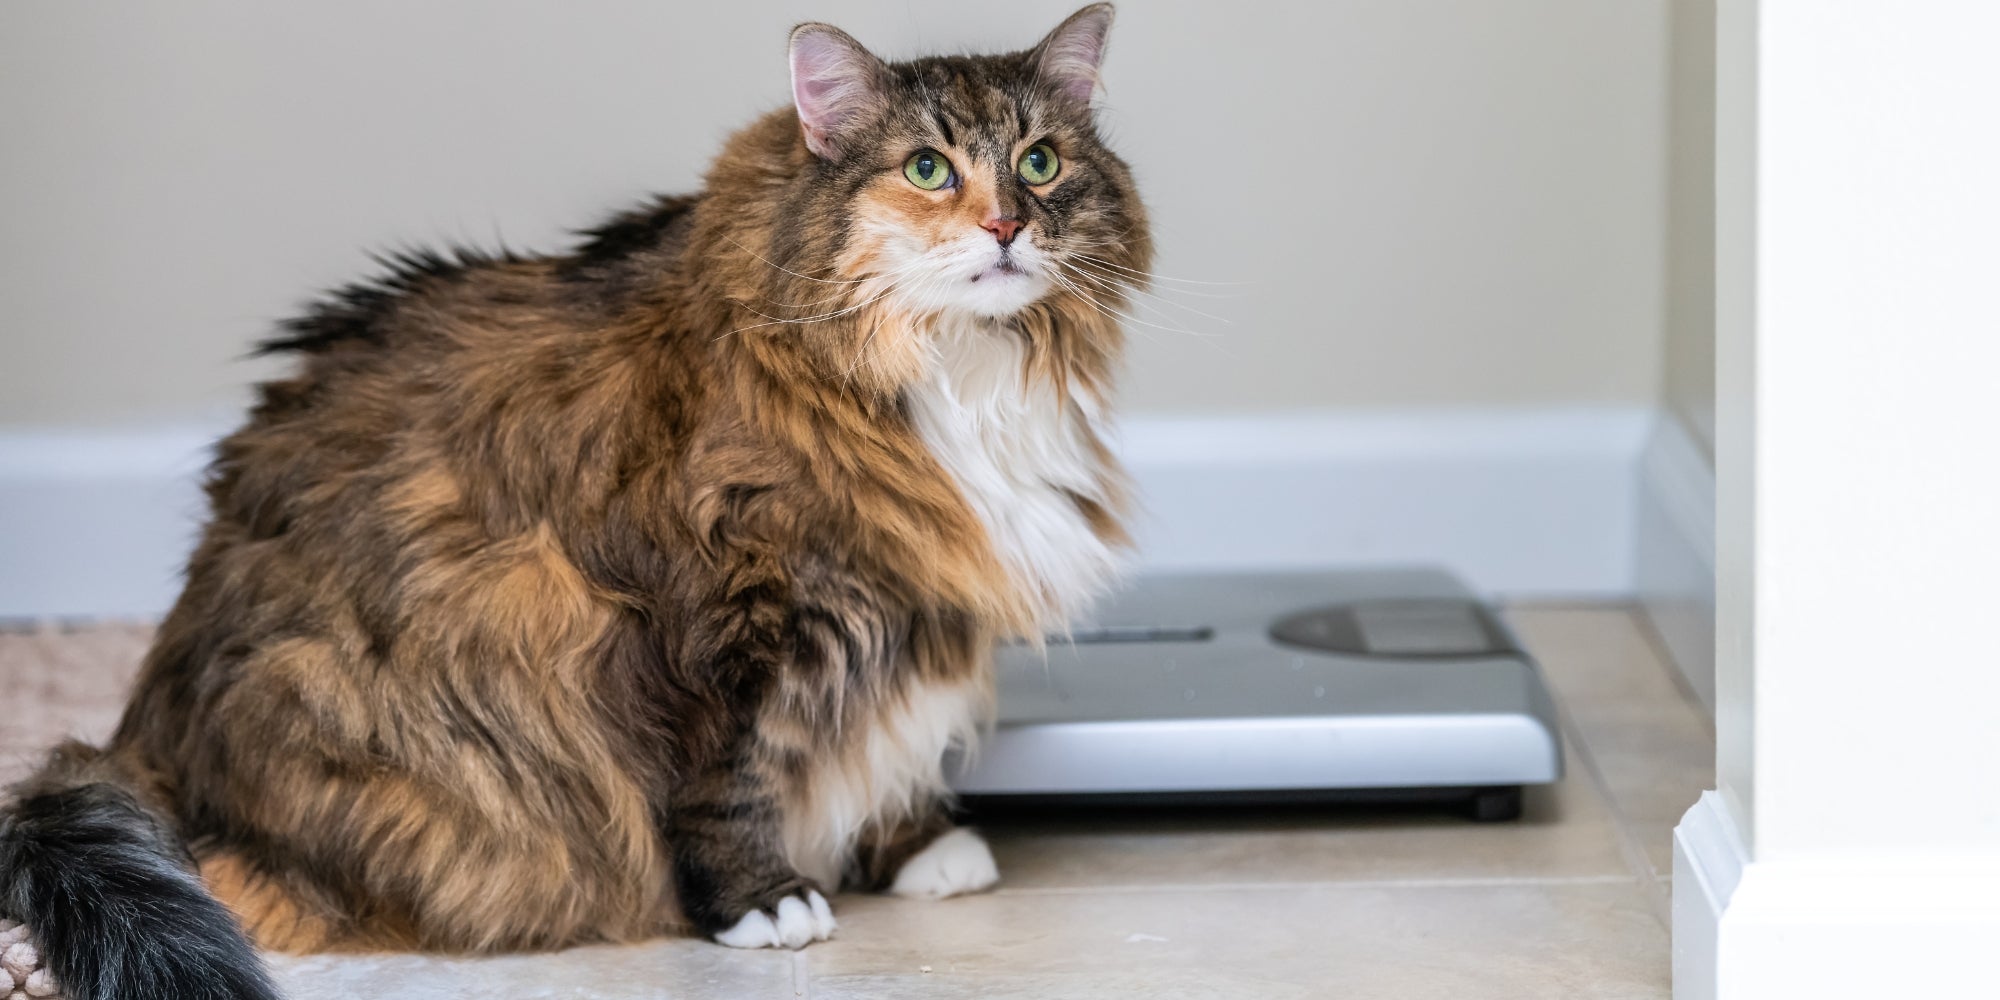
[
  {"xmin": 903, "ymin": 149, "xmax": 953, "ymax": 191},
  {"xmin": 1018, "ymin": 143, "xmax": 1060, "ymax": 185}
]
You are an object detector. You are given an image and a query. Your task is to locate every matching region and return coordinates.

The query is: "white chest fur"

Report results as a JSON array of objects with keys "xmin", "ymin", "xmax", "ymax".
[
  {"xmin": 781, "ymin": 321, "xmax": 1122, "ymax": 890},
  {"xmin": 905, "ymin": 320, "xmax": 1126, "ymax": 630}
]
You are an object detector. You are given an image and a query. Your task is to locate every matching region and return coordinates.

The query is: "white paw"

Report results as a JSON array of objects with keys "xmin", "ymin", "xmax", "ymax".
[
  {"xmin": 713, "ymin": 889, "xmax": 836, "ymax": 949},
  {"xmin": 889, "ymin": 827, "xmax": 1000, "ymax": 900}
]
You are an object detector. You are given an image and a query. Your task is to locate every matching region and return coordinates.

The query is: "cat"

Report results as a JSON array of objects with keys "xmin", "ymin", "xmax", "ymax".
[{"xmin": 0, "ymin": 4, "xmax": 1149, "ymax": 999}]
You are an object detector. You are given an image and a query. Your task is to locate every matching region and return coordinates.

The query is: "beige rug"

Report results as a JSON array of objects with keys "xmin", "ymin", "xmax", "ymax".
[{"xmin": 0, "ymin": 623, "xmax": 153, "ymax": 784}]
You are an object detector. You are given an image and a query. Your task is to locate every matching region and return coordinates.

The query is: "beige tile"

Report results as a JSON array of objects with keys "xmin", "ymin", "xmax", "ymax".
[
  {"xmin": 980, "ymin": 749, "xmax": 1632, "ymax": 890},
  {"xmin": 1504, "ymin": 607, "xmax": 1714, "ymax": 877},
  {"xmin": 808, "ymin": 881, "xmax": 1668, "ymax": 999},
  {"xmin": 814, "ymin": 972, "xmax": 1276, "ymax": 1000},
  {"xmin": 267, "ymin": 938, "xmax": 799, "ymax": 1000}
]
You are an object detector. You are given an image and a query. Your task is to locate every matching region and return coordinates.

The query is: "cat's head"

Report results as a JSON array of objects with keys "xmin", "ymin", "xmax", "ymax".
[{"xmin": 711, "ymin": 4, "xmax": 1148, "ymax": 374}]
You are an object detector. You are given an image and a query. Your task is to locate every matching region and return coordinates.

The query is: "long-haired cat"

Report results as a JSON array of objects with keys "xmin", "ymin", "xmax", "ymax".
[{"xmin": 0, "ymin": 6, "xmax": 1149, "ymax": 998}]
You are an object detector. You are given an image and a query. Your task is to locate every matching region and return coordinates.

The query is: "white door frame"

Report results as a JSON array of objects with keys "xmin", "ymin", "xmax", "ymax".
[{"xmin": 1673, "ymin": 2, "xmax": 2000, "ymax": 997}]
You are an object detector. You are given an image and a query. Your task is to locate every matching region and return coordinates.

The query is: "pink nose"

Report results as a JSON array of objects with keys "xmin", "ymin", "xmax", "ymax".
[{"xmin": 983, "ymin": 217, "xmax": 1023, "ymax": 247}]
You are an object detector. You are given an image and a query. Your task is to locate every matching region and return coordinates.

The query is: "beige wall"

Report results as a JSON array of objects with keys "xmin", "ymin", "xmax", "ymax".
[
  {"xmin": 0, "ymin": 0, "xmax": 1667, "ymax": 427},
  {"xmin": 1666, "ymin": 0, "xmax": 1717, "ymax": 456}
]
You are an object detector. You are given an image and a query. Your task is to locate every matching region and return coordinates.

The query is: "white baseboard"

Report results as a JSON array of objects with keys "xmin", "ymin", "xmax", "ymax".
[
  {"xmin": 1120, "ymin": 407, "xmax": 1649, "ymax": 596},
  {"xmin": 0, "ymin": 425, "xmax": 219, "ymax": 621},
  {"xmin": 1675, "ymin": 791, "xmax": 2000, "ymax": 1000},
  {"xmin": 1672, "ymin": 791, "xmax": 1748, "ymax": 1000},
  {"xmin": 0, "ymin": 406, "xmax": 1653, "ymax": 619},
  {"xmin": 1634, "ymin": 413, "xmax": 1716, "ymax": 711}
]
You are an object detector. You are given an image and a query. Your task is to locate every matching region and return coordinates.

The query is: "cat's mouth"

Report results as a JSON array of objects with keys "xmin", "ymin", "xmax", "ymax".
[
  {"xmin": 930, "ymin": 242, "xmax": 1052, "ymax": 318},
  {"xmin": 969, "ymin": 258, "xmax": 1029, "ymax": 283}
]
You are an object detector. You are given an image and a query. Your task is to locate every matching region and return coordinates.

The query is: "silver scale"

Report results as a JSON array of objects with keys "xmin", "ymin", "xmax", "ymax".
[{"xmin": 949, "ymin": 567, "xmax": 1563, "ymax": 820}]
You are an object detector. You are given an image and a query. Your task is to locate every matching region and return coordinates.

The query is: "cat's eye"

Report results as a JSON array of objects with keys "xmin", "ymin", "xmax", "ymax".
[
  {"xmin": 903, "ymin": 150, "xmax": 954, "ymax": 191},
  {"xmin": 1018, "ymin": 143, "xmax": 1060, "ymax": 185}
]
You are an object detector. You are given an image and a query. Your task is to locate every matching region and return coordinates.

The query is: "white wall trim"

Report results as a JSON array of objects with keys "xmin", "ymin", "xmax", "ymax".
[
  {"xmin": 1673, "ymin": 791, "xmax": 1748, "ymax": 1000},
  {"xmin": 1675, "ymin": 790, "xmax": 2000, "ymax": 1000},
  {"xmin": 0, "ymin": 406, "xmax": 1653, "ymax": 619},
  {"xmin": 1122, "ymin": 407, "xmax": 1649, "ymax": 598},
  {"xmin": 0, "ymin": 424, "xmax": 220, "ymax": 621},
  {"xmin": 1635, "ymin": 413, "xmax": 1717, "ymax": 710}
]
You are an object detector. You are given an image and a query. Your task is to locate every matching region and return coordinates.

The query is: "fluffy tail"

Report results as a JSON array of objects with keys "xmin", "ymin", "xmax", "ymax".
[{"xmin": 0, "ymin": 742, "xmax": 279, "ymax": 1000}]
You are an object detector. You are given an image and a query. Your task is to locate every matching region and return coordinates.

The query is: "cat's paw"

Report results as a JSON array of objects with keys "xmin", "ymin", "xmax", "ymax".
[
  {"xmin": 889, "ymin": 827, "xmax": 1000, "ymax": 900},
  {"xmin": 713, "ymin": 889, "xmax": 837, "ymax": 949}
]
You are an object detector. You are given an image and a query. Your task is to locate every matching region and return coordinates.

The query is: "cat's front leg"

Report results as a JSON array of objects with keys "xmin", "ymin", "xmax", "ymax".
[
  {"xmin": 847, "ymin": 800, "xmax": 1000, "ymax": 900},
  {"xmin": 667, "ymin": 745, "xmax": 837, "ymax": 949}
]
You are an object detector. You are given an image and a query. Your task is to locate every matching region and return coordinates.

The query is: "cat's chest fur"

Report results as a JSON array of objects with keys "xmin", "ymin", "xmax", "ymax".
[{"xmin": 902, "ymin": 318, "xmax": 1124, "ymax": 629}]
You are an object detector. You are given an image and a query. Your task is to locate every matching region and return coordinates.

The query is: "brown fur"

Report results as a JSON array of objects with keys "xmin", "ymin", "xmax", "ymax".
[{"xmin": 18, "ymin": 5, "xmax": 1149, "ymax": 955}]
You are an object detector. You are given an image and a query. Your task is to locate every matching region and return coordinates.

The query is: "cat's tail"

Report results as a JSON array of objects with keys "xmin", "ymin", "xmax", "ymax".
[{"xmin": 0, "ymin": 741, "xmax": 281, "ymax": 1000}]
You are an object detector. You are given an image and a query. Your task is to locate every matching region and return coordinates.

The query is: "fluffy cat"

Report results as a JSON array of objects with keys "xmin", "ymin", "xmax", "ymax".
[{"xmin": 0, "ymin": 5, "xmax": 1148, "ymax": 998}]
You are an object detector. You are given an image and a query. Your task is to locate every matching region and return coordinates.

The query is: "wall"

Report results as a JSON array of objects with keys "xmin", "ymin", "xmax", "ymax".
[
  {"xmin": 0, "ymin": 0, "xmax": 1667, "ymax": 427},
  {"xmin": 1633, "ymin": 0, "xmax": 1718, "ymax": 711},
  {"xmin": 1665, "ymin": 0, "xmax": 1718, "ymax": 457}
]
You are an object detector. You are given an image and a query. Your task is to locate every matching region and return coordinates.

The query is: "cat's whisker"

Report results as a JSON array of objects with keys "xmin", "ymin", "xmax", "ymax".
[
  {"xmin": 835, "ymin": 316, "xmax": 886, "ymax": 387},
  {"xmin": 1065, "ymin": 260, "xmax": 1245, "ymax": 303},
  {"xmin": 897, "ymin": 275, "xmax": 954, "ymax": 339},
  {"xmin": 752, "ymin": 256, "xmax": 935, "ymax": 313},
  {"xmin": 722, "ymin": 236, "xmax": 878, "ymax": 286},
  {"xmin": 1046, "ymin": 234, "xmax": 1143, "ymax": 252},
  {"xmin": 721, "ymin": 271, "xmax": 922, "ymax": 340},
  {"xmin": 1109, "ymin": 283, "xmax": 1235, "ymax": 330},
  {"xmin": 1064, "ymin": 251, "xmax": 1249, "ymax": 291},
  {"xmin": 1072, "ymin": 250, "xmax": 1240, "ymax": 290},
  {"xmin": 1049, "ymin": 268, "xmax": 1227, "ymax": 344},
  {"xmin": 1046, "ymin": 274, "xmax": 1135, "ymax": 336},
  {"xmin": 829, "ymin": 271, "xmax": 951, "ymax": 384},
  {"xmin": 1062, "ymin": 262, "xmax": 1238, "ymax": 327}
]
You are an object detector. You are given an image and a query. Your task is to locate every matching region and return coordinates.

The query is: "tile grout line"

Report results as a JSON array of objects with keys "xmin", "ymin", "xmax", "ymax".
[
  {"xmin": 1542, "ymin": 687, "xmax": 1675, "ymax": 929},
  {"xmin": 988, "ymin": 873, "xmax": 1640, "ymax": 898},
  {"xmin": 1629, "ymin": 605, "xmax": 1718, "ymax": 740},
  {"xmin": 1503, "ymin": 605, "xmax": 1686, "ymax": 926},
  {"xmin": 791, "ymin": 949, "xmax": 811, "ymax": 999}
]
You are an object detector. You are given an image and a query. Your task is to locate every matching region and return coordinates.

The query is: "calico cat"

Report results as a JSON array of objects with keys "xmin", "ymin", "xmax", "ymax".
[{"xmin": 0, "ymin": 4, "xmax": 1149, "ymax": 998}]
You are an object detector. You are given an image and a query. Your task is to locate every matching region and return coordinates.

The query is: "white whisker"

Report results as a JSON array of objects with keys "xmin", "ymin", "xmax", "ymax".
[
  {"xmin": 1048, "ymin": 268, "xmax": 1230, "ymax": 349},
  {"xmin": 1062, "ymin": 262, "xmax": 1237, "ymax": 326},
  {"xmin": 722, "ymin": 236, "xmax": 877, "ymax": 286},
  {"xmin": 749, "ymin": 255, "xmax": 934, "ymax": 313},
  {"xmin": 1064, "ymin": 251, "xmax": 1248, "ymax": 290},
  {"xmin": 717, "ymin": 274, "xmax": 915, "ymax": 341}
]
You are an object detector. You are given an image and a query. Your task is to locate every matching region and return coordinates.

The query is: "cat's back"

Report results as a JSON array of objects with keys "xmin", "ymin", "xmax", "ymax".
[
  {"xmin": 214, "ymin": 195, "xmax": 711, "ymax": 521},
  {"xmin": 260, "ymin": 192, "xmax": 703, "ymax": 379}
]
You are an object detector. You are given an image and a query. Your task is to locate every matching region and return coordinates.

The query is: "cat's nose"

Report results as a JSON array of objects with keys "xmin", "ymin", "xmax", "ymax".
[{"xmin": 982, "ymin": 216, "xmax": 1023, "ymax": 247}]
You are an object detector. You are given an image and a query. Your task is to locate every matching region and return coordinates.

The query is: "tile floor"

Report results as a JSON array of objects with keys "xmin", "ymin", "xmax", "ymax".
[{"xmin": 0, "ymin": 605, "xmax": 1712, "ymax": 999}]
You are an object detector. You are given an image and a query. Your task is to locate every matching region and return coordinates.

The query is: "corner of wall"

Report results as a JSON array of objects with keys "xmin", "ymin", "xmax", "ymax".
[{"xmin": 1635, "ymin": 410, "xmax": 1716, "ymax": 712}]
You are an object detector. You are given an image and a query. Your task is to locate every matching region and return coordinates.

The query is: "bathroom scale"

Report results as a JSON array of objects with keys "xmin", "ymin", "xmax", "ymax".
[{"xmin": 948, "ymin": 567, "xmax": 1563, "ymax": 821}]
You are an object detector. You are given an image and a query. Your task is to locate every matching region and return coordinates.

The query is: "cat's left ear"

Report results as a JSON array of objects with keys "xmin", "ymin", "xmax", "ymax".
[
  {"xmin": 1032, "ymin": 4, "xmax": 1116, "ymax": 106},
  {"xmin": 789, "ymin": 23, "xmax": 889, "ymax": 161}
]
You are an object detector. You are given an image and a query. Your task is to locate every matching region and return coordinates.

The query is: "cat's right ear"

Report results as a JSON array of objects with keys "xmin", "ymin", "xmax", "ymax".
[{"xmin": 788, "ymin": 23, "xmax": 889, "ymax": 161}]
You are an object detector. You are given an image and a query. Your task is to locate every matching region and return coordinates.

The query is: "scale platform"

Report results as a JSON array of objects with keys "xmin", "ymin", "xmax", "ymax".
[{"xmin": 949, "ymin": 567, "xmax": 1563, "ymax": 820}]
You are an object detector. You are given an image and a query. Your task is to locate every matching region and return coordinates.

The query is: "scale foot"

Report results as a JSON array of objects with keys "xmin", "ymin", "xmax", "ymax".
[{"xmin": 1466, "ymin": 786, "xmax": 1523, "ymax": 822}]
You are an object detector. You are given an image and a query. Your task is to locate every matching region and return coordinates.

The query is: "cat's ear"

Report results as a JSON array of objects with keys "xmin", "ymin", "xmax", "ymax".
[
  {"xmin": 788, "ymin": 23, "xmax": 889, "ymax": 161},
  {"xmin": 1031, "ymin": 4, "xmax": 1116, "ymax": 106}
]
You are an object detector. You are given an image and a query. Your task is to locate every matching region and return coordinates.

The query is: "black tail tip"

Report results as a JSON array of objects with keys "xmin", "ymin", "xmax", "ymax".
[{"xmin": 3, "ymin": 780, "xmax": 281, "ymax": 1000}]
